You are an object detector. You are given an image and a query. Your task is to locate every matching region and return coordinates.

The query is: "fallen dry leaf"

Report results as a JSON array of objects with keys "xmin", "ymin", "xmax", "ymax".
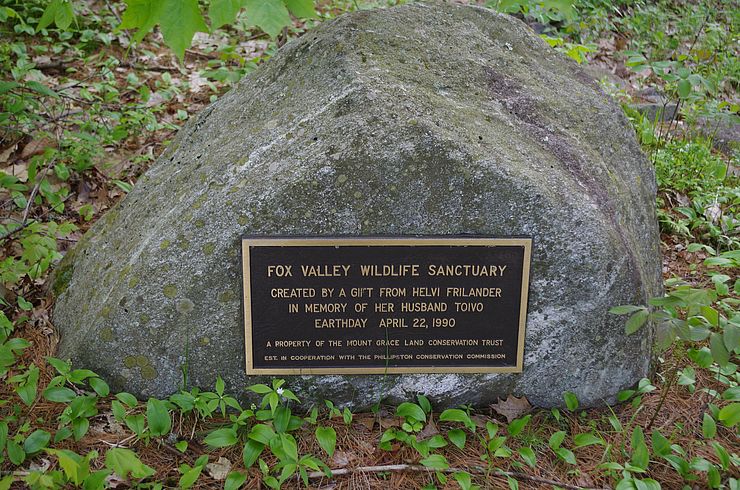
[
  {"xmin": 21, "ymin": 138, "xmax": 57, "ymax": 159},
  {"xmin": 418, "ymin": 416, "xmax": 439, "ymax": 440},
  {"xmin": 206, "ymin": 456, "xmax": 231, "ymax": 481},
  {"xmin": 490, "ymin": 395, "xmax": 532, "ymax": 423},
  {"xmin": 330, "ymin": 450, "xmax": 350, "ymax": 468}
]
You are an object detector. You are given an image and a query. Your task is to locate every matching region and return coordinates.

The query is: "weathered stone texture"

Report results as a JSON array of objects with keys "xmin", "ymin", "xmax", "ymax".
[{"xmin": 53, "ymin": 2, "xmax": 662, "ymax": 408}]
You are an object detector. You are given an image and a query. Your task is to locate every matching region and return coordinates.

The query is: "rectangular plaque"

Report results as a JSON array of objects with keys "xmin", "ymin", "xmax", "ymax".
[{"xmin": 242, "ymin": 237, "xmax": 531, "ymax": 375}]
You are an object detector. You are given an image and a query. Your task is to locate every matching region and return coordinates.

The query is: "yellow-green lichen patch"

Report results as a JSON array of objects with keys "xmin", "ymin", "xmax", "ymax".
[
  {"xmin": 128, "ymin": 276, "xmax": 140, "ymax": 288},
  {"xmin": 337, "ymin": 174, "xmax": 348, "ymax": 184},
  {"xmin": 160, "ymin": 240, "xmax": 171, "ymax": 250},
  {"xmin": 176, "ymin": 299, "xmax": 194, "ymax": 314},
  {"xmin": 192, "ymin": 194, "xmax": 208, "ymax": 209},
  {"xmin": 99, "ymin": 306, "xmax": 112, "ymax": 319},
  {"xmin": 140, "ymin": 365, "xmax": 158, "ymax": 380},
  {"xmin": 163, "ymin": 284, "xmax": 178, "ymax": 298},
  {"xmin": 203, "ymin": 243, "xmax": 216, "ymax": 255},
  {"xmin": 123, "ymin": 355, "xmax": 157, "ymax": 379},
  {"xmin": 139, "ymin": 314, "xmax": 150, "ymax": 324},
  {"xmin": 176, "ymin": 234, "xmax": 190, "ymax": 250},
  {"xmin": 237, "ymin": 215, "xmax": 248, "ymax": 226},
  {"xmin": 99, "ymin": 327, "xmax": 114, "ymax": 342},
  {"xmin": 218, "ymin": 290, "xmax": 236, "ymax": 303},
  {"xmin": 195, "ymin": 219, "xmax": 205, "ymax": 228},
  {"xmin": 199, "ymin": 337, "xmax": 210, "ymax": 346},
  {"xmin": 119, "ymin": 265, "xmax": 131, "ymax": 278}
]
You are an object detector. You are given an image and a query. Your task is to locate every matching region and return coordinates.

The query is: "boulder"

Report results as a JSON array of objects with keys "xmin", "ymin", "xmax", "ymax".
[{"xmin": 52, "ymin": 2, "xmax": 662, "ymax": 408}]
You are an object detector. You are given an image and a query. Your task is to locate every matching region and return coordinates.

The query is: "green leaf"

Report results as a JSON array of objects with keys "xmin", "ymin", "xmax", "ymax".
[
  {"xmin": 507, "ymin": 414, "xmax": 531, "ymax": 436},
  {"xmin": 626, "ymin": 309, "xmax": 650, "ymax": 335},
  {"xmin": 23, "ymin": 430, "xmax": 51, "ymax": 455},
  {"xmin": 37, "ymin": 0, "xmax": 60, "ymax": 31},
  {"xmin": 125, "ymin": 414, "xmax": 145, "ymax": 436},
  {"xmin": 651, "ymin": 430, "xmax": 671, "ymax": 457},
  {"xmin": 709, "ymin": 333, "xmax": 730, "ymax": 367},
  {"xmin": 396, "ymin": 402, "xmax": 426, "ymax": 423},
  {"xmin": 225, "ymin": 471, "xmax": 248, "ymax": 490},
  {"xmin": 120, "ymin": 0, "xmax": 165, "ymax": 43},
  {"xmin": 573, "ymin": 433, "xmax": 603, "ymax": 448},
  {"xmin": 284, "ymin": 0, "xmax": 317, "ymax": 18},
  {"xmin": 209, "ymin": 0, "xmax": 242, "ymax": 29},
  {"xmin": 419, "ymin": 454, "xmax": 449, "ymax": 470},
  {"xmin": 0, "ymin": 422, "xmax": 7, "ymax": 451},
  {"xmin": 439, "ymin": 408, "xmax": 474, "ymax": 430},
  {"xmin": 146, "ymin": 398, "xmax": 171, "ymax": 436},
  {"xmin": 718, "ymin": 403, "xmax": 739, "ymax": 427},
  {"xmin": 179, "ymin": 463, "xmax": 204, "ymax": 489},
  {"xmin": 46, "ymin": 449, "xmax": 84, "ymax": 484},
  {"xmin": 711, "ymin": 442, "xmax": 730, "ymax": 470},
  {"xmin": 243, "ymin": 0, "xmax": 291, "ymax": 38},
  {"xmin": 247, "ymin": 383, "xmax": 272, "ymax": 394},
  {"xmin": 116, "ymin": 392, "xmax": 138, "ymax": 407},
  {"xmin": 609, "ymin": 305, "xmax": 645, "ymax": 315},
  {"xmin": 563, "ymin": 392, "xmax": 579, "ymax": 411},
  {"xmin": 43, "ymin": 386, "xmax": 76, "ymax": 403},
  {"xmin": 248, "ymin": 424, "xmax": 275, "ymax": 444},
  {"xmin": 83, "ymin": 469, "xmax": 110, "ymax": 490},
  {"xmin": 204, "ymin": 427, "xmax": 238, "ymax": 448},
  {"xmin": 105, "ymin": 448, "xmax": 155, "ymax": 479},
  {"xmin": 548, "ymin": 431, "xmax": 566, "ymax": 450},
  {"xmin": 518, "ymin": 446, "xmax": 536, "ymax": 467},
  {"xmin": 677, "ymin": 79, "xmax": 691, "ymax": 99},
  {"xmin": 448, "ymin": 428, "xmax": 466, "ymax": 449},
  {"xmin": 315, "ymin": 426, "xmax": 336, "ymax": 456},
  {"xmin": 453, "ymin": 471, "xmax": 473, "ymax": 490},
  {"xmin": 54, "ymin": 0, "xmax": 75, "ymax": 29},
  {"xmin": 89, "ymin": 377, "xmax": 109, "ymax": 397},
  {"xmin": 175, "ymin": 440, "xmax": 188, "ymax": 452},
  {"xmin": 242, "ymin": 439, "xmax": 265, "ymax": 467},
  {"xmin": 702, "ymin": 413, "xmax": 717, "ymax": 438},
  {"xmin": 554, "ymin": 447, "xmax": 576, "ymax": 465},
  {"xmin": 159, "ymin": 0, "xmax": 209, "ymax": 61},
  {"xmin": 7, "ymin": 440, "xmax": 25, "ymax": 465}
]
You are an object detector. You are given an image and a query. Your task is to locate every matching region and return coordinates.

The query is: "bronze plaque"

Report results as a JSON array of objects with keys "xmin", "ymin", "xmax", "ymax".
[{"xmin": 242, "ymin": 237, "xmax": 531, "ymax": 375}]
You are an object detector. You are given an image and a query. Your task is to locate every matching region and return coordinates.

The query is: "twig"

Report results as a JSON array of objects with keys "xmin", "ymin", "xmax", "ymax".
[
  {"xmin": 647, "ymin": 361, "xmax": 679, "ymax": 431},
  {"xmin": 305, "ymin": 464, "xmax": 608, "ymax": 490}
]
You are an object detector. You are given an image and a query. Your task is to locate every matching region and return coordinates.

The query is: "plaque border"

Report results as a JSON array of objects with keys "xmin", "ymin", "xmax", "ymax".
[{"xmin": 242, "ymin": 237, "xmax": 532, "ymax": 375}]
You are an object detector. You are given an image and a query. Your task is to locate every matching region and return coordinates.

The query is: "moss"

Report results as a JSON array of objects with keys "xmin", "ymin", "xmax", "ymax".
[
  {"xmin": 51, "ymin": 260, "xmax": 74, "ymax": 297},
  {"xmin": 203, "ymin": 242, "xmax": 216, "ymax": 255},
  {"xmin": 163, "ymin": 284, "xmax": 178, "ymax": 298}
]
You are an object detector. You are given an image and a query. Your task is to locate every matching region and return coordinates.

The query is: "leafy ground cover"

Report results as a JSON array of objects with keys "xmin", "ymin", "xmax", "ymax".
[{"xmin": 0, "ymin": 0, "xmax": 737, "ymax": 488}]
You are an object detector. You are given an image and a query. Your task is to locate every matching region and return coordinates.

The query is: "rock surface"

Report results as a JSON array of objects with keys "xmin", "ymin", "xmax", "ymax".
[{"xmin": 52, "ymin": 2, "xmax": 662, "ymax": 408}]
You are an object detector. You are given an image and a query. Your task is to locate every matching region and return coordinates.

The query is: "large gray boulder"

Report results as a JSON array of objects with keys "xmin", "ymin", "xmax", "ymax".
[{"xmin": 52, "ymin": 2, "xmax": 662, "ymax": 408}]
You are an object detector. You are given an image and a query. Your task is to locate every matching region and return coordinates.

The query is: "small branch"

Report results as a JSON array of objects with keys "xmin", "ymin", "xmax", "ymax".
[{"xmin": 305, "ymin": 464, "xmax": 608, "ymax": 490}]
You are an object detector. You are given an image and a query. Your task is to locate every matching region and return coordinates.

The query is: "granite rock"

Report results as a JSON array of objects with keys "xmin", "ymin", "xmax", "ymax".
[{"xmin": 52, "ymin": 2, "xmax": 662, "ymax": 408}]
